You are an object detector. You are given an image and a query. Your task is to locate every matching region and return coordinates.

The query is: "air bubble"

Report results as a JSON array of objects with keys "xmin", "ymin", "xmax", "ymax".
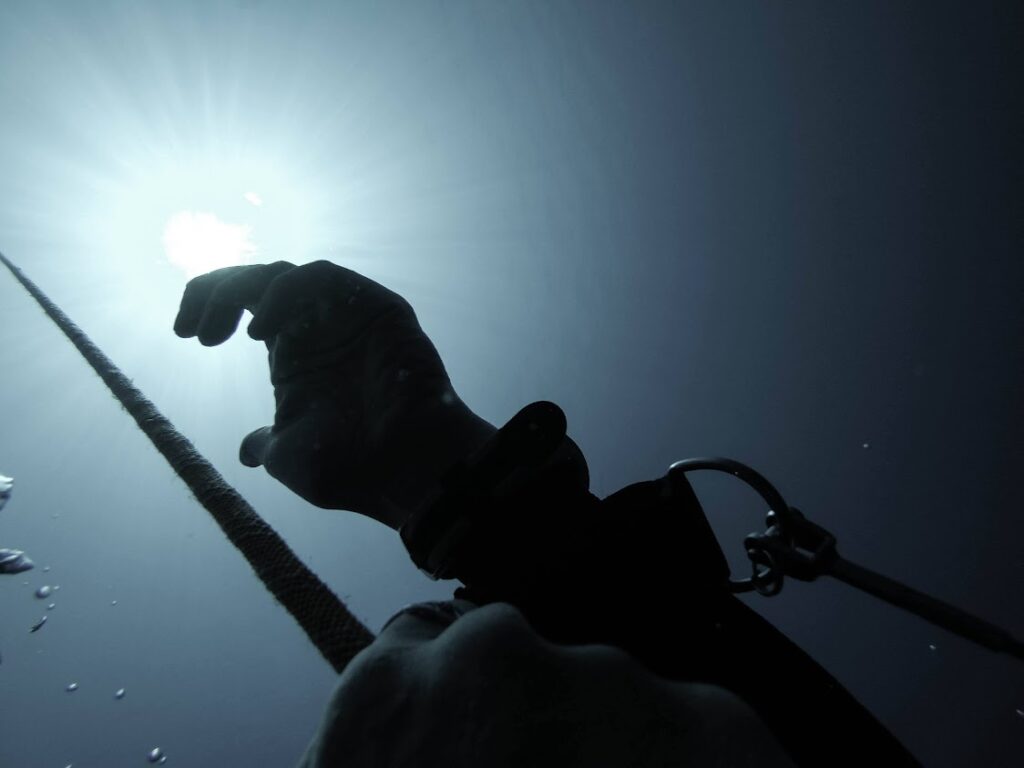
[
  {"xmin": 115, "ymin": 688, "xmax": 126, "ymax": 700},
  {"xmin": 148, "ymin": 747, "xmax": 164, "ymax": 763},
  {"xmin": 35, "ymin": 585, "xmax": 52, "ymax": 599},
  {"xmin": 3, "ymin": 549, "xmax": 35, "ymax": 575},
  {"xmin": 66, "ymin": 683, "xmax": 78, "ymax": 692}
]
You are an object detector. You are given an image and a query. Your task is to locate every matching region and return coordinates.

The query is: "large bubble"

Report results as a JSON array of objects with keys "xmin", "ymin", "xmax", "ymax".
[
  {"xmin": 0, "ymin": 549, "xmax": 34, "ymax": 575},
  {"xmin": 0, "ymin": 476, "xmax": 35, "ymax": 576},
  {"xmin": 0, "ymin": 474, "xmax": 12, "ymax": 511}
]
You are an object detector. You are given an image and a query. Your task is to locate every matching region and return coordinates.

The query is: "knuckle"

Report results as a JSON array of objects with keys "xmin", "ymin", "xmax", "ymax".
[
  {"xmin": 302, "ymin": 260, "xmax": 336, "ymax": 279},
  {"xmin": 438, "ymin": 602, "xmax": 545, "ymax": 664}
]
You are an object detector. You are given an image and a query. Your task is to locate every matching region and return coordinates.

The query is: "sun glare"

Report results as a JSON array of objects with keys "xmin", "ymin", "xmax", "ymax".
[
  {"xmin": 91, "ymin": 149, "xmax": 322, "ymax": 288},
  {"xmin": 162, "ymin": 210, "xmax": 255, "ymax": 279}
]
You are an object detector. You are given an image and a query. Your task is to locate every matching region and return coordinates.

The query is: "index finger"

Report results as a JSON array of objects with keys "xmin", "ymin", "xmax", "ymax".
[
  {"xmin": 246, "ymin": 260, "xmax": 405, "ymax": 342},
  {"xmin": 173, "ymin": 262, "xmax": 294, "ymax": 342}
]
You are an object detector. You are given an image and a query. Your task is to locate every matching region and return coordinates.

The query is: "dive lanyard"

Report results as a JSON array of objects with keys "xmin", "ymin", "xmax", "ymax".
[{"xmin": 402, "ymin": 400, "xmax": 1024, "ymax": 663}]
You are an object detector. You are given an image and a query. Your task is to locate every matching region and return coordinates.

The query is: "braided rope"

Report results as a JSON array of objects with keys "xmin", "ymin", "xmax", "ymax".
[{"xmin": 0, "ymin": 251, "xmax": 375, "ymax": 673}]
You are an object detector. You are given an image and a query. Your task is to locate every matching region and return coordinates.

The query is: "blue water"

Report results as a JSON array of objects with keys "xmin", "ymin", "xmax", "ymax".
[{"xmin": 1, "ymin": 2, "xmax": 1022, "ymax": 766}]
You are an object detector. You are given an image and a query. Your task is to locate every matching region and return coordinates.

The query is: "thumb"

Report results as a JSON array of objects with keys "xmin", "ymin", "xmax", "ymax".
[{"xmin": 240, "ymin": 426, "xmax": 273, "ymax": 468}]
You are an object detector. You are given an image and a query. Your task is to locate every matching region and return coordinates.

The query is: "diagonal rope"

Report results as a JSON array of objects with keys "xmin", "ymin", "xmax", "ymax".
[{"xmin": 0, "ymin": 251, "xmax": 375, "ymax": 673}]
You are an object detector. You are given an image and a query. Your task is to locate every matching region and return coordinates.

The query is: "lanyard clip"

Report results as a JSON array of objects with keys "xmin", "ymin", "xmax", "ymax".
[{"xmin": 737, "ymin": 507, "xmax": 838, "ymax": 596}]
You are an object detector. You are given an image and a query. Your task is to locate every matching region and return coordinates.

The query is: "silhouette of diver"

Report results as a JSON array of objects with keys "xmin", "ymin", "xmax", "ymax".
[{"xmin": 175, "ymin": 261, "xmax": 920, "ymax": 768}]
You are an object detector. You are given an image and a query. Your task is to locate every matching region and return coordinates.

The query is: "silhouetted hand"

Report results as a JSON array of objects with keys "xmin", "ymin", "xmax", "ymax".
[
  {"xmin": 174, "ymin": 261, "xmax": 496, "ymax": 527},
  {"xmin": 298, "ymin": 601, "xmax": 796, "ymax": 767}
]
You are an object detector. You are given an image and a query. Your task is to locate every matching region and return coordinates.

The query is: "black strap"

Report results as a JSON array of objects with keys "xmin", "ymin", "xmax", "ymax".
[{"xmin": 430, "ymin": 428, "xmax": 920, "ymax": 767}]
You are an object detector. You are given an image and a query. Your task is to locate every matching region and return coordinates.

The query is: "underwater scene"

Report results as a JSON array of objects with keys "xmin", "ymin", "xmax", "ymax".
[{"xmin": 0, "ymin": 2, "xmax": 1021, "ymax": 766}]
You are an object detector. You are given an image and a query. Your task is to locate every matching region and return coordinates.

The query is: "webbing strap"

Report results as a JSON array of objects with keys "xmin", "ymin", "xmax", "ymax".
[{"xmin": 0, "ymin": 252, "xmax": 375, "ymax": 673}]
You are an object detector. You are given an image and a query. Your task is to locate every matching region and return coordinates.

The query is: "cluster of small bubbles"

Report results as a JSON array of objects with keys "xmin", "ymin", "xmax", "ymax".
[
  {"xmin": 35, "ymin": 585, "xmax": 52, "ymax": 599},
  {"xmin": 66, "ymin": 683, "xmax": 78, "ymax": 692}
]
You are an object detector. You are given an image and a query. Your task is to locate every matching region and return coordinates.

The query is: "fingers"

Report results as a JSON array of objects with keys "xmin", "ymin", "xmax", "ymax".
[
  {"xmin": 245, "ymin": 262, "xmax": 322, "ymax": 341},
  {"xmin": 174, "ymin": 262, "xmax": 294, "ymax": 346},
  {"xmin": 173, "ymin": 266, "xmax": 241, "ymax": 339},
  {"xmin": 176, "ymin": 260, "xmax": 407, "ymax": 346},
  {"xmin": 247, "ymin": 260, "xmax": 392, "ymax": 341}
]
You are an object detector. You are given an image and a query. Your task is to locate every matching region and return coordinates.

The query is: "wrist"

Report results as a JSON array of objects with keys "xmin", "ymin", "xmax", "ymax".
[
  {"xmin": 399, "ymin": 400, "xmax": 594, "ymax": 582},
  {"xmin": 376, "ymin": 395, "xmax": 498, "ymax": 530}
]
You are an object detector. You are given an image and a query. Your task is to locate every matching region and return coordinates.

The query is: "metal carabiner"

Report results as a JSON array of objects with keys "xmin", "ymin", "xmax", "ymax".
[
  {"xmin": 668, "ymin": 456, "xmax": 1024, "ymax": 662},
  {"xmin": 667, "ymin": 457, "xmax": 802, "ymax": 595}
]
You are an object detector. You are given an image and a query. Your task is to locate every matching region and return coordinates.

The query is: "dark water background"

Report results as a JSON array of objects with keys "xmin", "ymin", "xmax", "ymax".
[{"xmin": 1, "ymin": 1, "xmax": 1021, "ymax": 766}]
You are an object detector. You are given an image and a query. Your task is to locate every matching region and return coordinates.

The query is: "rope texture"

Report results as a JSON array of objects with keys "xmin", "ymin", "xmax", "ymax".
[{"xmin": 0, "ymin": 251, "xmax": 375, "ymax": 673}]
